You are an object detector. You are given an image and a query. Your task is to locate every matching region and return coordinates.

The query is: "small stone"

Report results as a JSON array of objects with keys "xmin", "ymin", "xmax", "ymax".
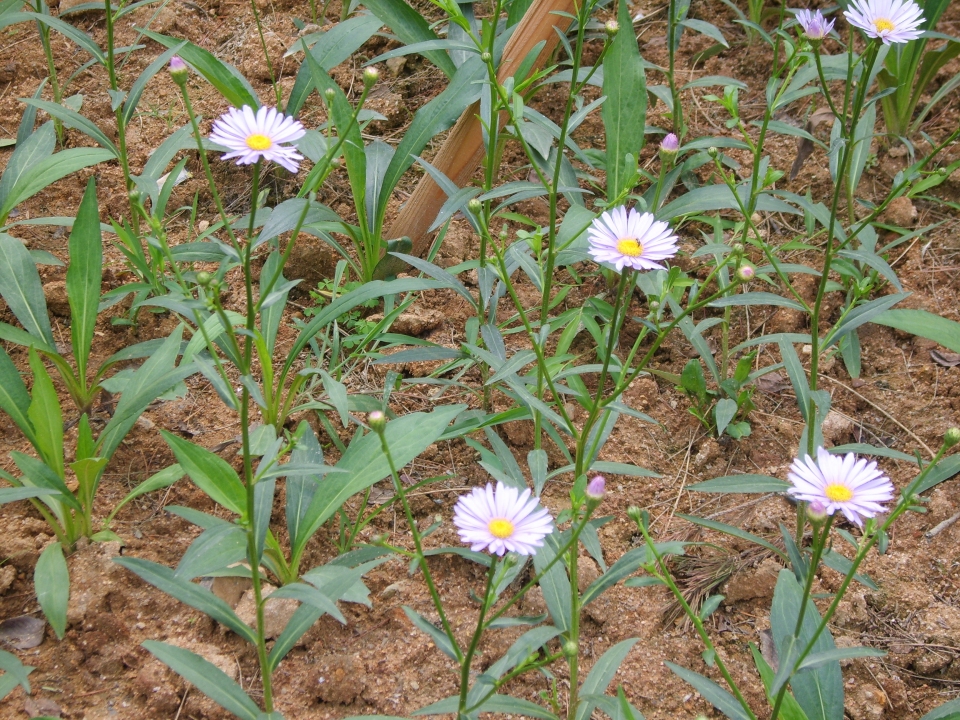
[
  {"xmin": 0, "ymin": 62, "xmax": 16, "ymax": 84},
  {"xmin": 43, "ymin": 280, "xmax": 71, "ymax": 317},
  {"xmin": 0, "ymin": 565, "xmax": 15, "ymax": 595},
  {"xmin": 24, "ymin": 697, "xmax": 61, "ymax": 718},
  {"xmin": 379, "ymin": 582, "xmax": 404, "ymax": 600},
  {"xmin": 846, "ymin": 684, "xmax": 886, "ymax": 720},
  {"xmin": 879, "ymin": 196, "xmax": 917, "ymax": 228},
  {"xmin": 724, "ymin": 557, "xmax": 781, "ymax": 604},
  {"xmin": 821, "ymin": 411, "xmax": 854, "ymax": 446},
  {"xmin": 234, "ymin": 584, "xmax": 298, "ymax": 639},
  {"xmin": 802, "ymin": 344, "xmax": 812, "ymax": 355},
  {"xmin": 385, "ymin": 56, "xmax": 407, "ymax": 76},
  {"xmin": 210, "ymin": 575, "xmax": 251, "ymax": 608},
  {"xmin": 313, "ymin": 654, "xmax": 365, "ymax": 704}
]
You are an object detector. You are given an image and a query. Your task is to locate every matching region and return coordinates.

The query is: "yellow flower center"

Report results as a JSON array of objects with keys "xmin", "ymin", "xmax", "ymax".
[
  {"xmin": 246, "ymin": 133, "xmax": 273, "ymax": 151},
  {"xmin": 873, "ymin": 18, "xmax": 894, "ymax": 33},
  {"xmin": 824, "ymin": 484, "xmax": 853, "ymax": 503},
  {"xmin": 616, "ymin": 238, "xmax": 643, "ymax": 257},
  {"xmin": 488, "ymin": 518, "xmax": 514, "ymax": 539}
]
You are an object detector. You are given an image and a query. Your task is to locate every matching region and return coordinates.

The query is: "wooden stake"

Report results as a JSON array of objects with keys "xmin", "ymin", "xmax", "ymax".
[{"xmin": 375, "ymin": 0, "xmax": 577, "ymax": 278}]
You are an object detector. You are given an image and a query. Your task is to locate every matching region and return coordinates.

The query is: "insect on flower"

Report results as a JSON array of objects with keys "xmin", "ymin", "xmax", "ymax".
[
  {"xmin": 787, "ymin": 447, "xmax": 895, "ymax": 527},
  {"xmin": 587, "ymin": 206, "xmax": 679, "ymax": 273},
  {"xmin": 209, "ymin": 105, "xmax": 306, "ymax": 173},
  {"xmin": 453, "ymin": 482, "xmax": 553, "ymax": 556},
  {"xmin": 844, "ymin": 0, "xmax": 924, "ymax": 45}
]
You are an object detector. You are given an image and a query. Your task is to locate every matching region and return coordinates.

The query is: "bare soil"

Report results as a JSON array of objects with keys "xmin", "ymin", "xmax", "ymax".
[{"xmin": 1, "ymin": 0, "xmax": 960, "ymax": 718}]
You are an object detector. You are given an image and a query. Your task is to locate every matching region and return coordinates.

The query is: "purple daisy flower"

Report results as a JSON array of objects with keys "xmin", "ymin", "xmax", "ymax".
[
  {"xmin": 844, "ymin": 0, "xmax": 924, "ymax": 45},
  {"xmin": 587, "ymin": 206, "xmax": 679, "ymax": 273},
  {"xmin": 788, "ymin": 447, "xmax": 895, "ymax": 527},
  {"xmin": 795, "ymin": 9, "xmax": 835, "ymax": 39},
  {"xmin": 208, "ymin": 105, "xmax": 306, "ymax": 173},
  {"xmin": 453, "ymin": 482, "xmax": 553, "ymax": 556}
]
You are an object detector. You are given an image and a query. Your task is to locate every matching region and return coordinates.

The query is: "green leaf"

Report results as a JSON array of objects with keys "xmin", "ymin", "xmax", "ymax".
[
  {"xmin": 106, "ymin": 464, "xmax": 184, "ymax": 524},
  {"xmin": 22, "ymin": 99, "xmax": 119, "ymax": 157},
  {"xmin": 771, "ymin": 569, "xmax": 844, "ymax": 720},
  {"xmin": 871, "ymin": 308, "xmax": 960, "ymax": 353},
  {"xmin": 161, "ymin": 431, "xmax": 246, "ymax": 517},
  {"xmin": 270, "ymin": 581, "xmax": 344, "ymax": 623},
  {"xmin": 915, "ymin": 455, "xmax": 960, "ymax": 495},
  {"xmin": 677, "ymin": 514, "xmax": 786, "ymax": 559},
  {"xmin": 142, "ymin": 641, "xmax": 260, "ymax": 720},
  {"xmin": 0, "ymin": 486, "xmax": 59, "ymax": 503},
  {"xmin": 0, "ymin": 12, "xmax": 104, "ymax": 65},
  {"xmin": 602, "ymin": 0, "xmax": 645, "ymax": 200},
  {"xmin": 288, "ymin": 404, "xmax": 464, "ymax": 562},
  {"xmin": 749, "ymin": 644, "xmax": 810, "ymax": 720},
  {"xmin": 286, "ymin": 13, "xmax": 383, "ymax": 114},
  {"xmin": 714, "ymin": 397, "xmax": 737, "ymax": 437},
  {"xmin": 709, "ymin": 292, "xmax": 806, "ymax": 311},
  {"xmin": 581, "ymin": 542, "xmax": 686, "ymax": 606},
  {"xmin": 115, "ymin": 558, "xmax": 257, "ymax": 643},
  {"xmin": 921, "ymin": 697, "xmax": 960, "ymax": 720},
  {"xmin": 403, "ymin": 606, "xmax": 458, "ymax": 660},
  {"xmin": 0, "ymin": 121, "xmax": 54, "ymax": 220},
  {"xmin": 0, "ymin": 648, "xmax": 33, "ymax": 700},
  {"xmin": 27, "ymin": 349, "xmax": 64, "ymax": 476},
  {"xmin": 666, "ymin": 661, "xmax": 751, "ymax": 720},
  {"xmin": 138, "ymin": 30, "xmax": 258, "ymax": 109},
  {"xmin": 479, "ymin": 695, "xmax": 559, "ymax": 720},
  {"xmin": 533, "ymin": 529, "xmax": 572, "ymax": 632},
  {"xmin": 0, "ymin": 233, "xmax": 54, "ymax": 346},
  {"xmin": 122, "ymin": 42, "xmax": 187, "ymax": 126},
  {"xmin": 0, "ymin": 345, "xmax": 36, "ymax": 444},
  {"xmin": 0, "ymin": 148, "xmax": 113, "ymax": 223},
  {"xmin": 175, "ymin": 524, "xmax": 248, "ymax": 580},
  {"xmin": 35, "ymin": 541, "xmax": 69, "ymax": 639},
  {"xmin": 658, "ymin": 184, "xmax": 799, "ymax": 221},
  {"xmin": 375, "ymin": 56, "xmax": 484, "ymax": 230},
  {"xmin": 360, "ymin": 0, "xmax": 457, "ymax": 78},
  {"xmin": 688, "ymin": 474, "xmax": 790, "ymax": 493},
  {"xmin": 680, "ymin": 18, "xmax": 728, "ymax": 47},
  {"xmin": 66, "ymin": 177, "xmax": 102, "ymax": 384},
  {"xmin": 798, "ymin": 646, "xmax": 885, "ymax": 670},
  {"xmin": 97, "ymin": 327, "xmax": 195, "ymax": 460},
  {"xmin": 575, "ymin": 639, "xmax": 639, "ymax": 720}
]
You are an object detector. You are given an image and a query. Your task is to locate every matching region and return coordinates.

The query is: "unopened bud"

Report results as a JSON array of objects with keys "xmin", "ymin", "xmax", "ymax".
[
  {"xmin": 660, "ymin": 132, "xmax": 679, "ymax": 154},
  {"xmin": 945, "ymin": 427, "xmax": 960, "ymax": 449},
  {"xmin": 195, "ymin": 271, "xmax": 212, "ymax": 286},
  {"xmin": 736, "ymin": 263, "xmax": 755, "ymax": 282},
  {"xmin": 732, "ymin": 242, "xmax": 745, "ymax": 254},
  {"xmin": 604, "ymin": 20, "xmax": 619, "ymax": 38},
  {"xmin": 169, "ymin": 56, "xmax": 188, "ymax": 83},
  {"xmin": 467, "ymin": 198, "xmax": 482, "ymax": 215},
  {"xmin": 368, "ymin": 410, "xmax": 386, "ymax": 433},
  {"xmin": 324, "ymin": 87, "xmax": 336, "ymax": 102},
  {"xmin": 480, "ymin": 51, "xmax": 492, "ymax": 63},
  {"xmin": 707, "ymin": 146, "xmax": 719, "ymax": 158},
  {"xmin": 806, "ymin": 500, "xmax": 828, "ymax": 524},
  {"xmin": 626, "ymin": 505, "xmax": 643, "ymax": 524},
  {"xmin": 586, "ymin": 475, "xmax": 606, "ymax": 501},
  {"xmin": 363, "ymin": 66, "xmax": 379, "ymax": 88},
  {"xmin": 648, "ymin": 300, "xmax": 660, "ymax": 311},
  {"xmin": 128, "ymin": 188, "xmax": 142, "ymax": 205},
  {"xmin": 562, "ymin": 640, "xmax": 579, "ymax": 658},
  {"xmin": 503, "ymin": 552, "xmax": 520, "ymax": 568}
]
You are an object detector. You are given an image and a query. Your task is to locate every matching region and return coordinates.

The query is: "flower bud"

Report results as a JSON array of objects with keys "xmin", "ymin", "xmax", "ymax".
[
  {"xmin": 169, "ymin": 56, "xmax": 188, "ymax": 83},
  {"xmin": 736, "ymin": 263, "xmax": 755, "ymax": 282},
  {"xmin": 363, "ymin": 66, "xmax": 379, "ymax": 88},
  {"xmin": 562, "ymin": 640, "xmax": 579, "ymax": 658},
  {"xmin": 480, "ymin": 51, "xmax": 492, "ymax": 63},
  {"xmin": 732, "ymin": 242, "xmax": 745, "ymax": 254},
  {"xmin": 128, "ymin": 188, "xmax": 142, "ymax": 205},
  {"xmin": 806, "ymin": 500, "xmax": 828, "ymax": 524},
  {"xmin": 196, "ymin": 271, "xmax": 212, "ymax": 286},
  {"xmin": 586, "ymin": 475, "xmax": 606, "ymax": 501},
  {"xmin": 648, "ymin": 300, "xmax": 660, "ymax": 311},
  {"xmin": 368, "ymin": 410, "xmax": 386, "ymax": 433},
  {"xmin": 467, "ymin": 198, "xmax": 483, "ymax": 215},
  {"xmin": 503, "ymin": 552, "xmax": 520, "ymax": 568},
  {"xmin": 707, "ymin": 146, "xmax": 719, "ymax": 159},
  {"xmin": 324, "ymin": 87, "xmax": 336, "ymax": 102},
  {"xmin": 660, "ymin": 132, "xmax": 679, "ymax": 154},
  {"xmin": 945, "ymin": 427, "xmax": 960, "ymax": 449},
  {"xmin": 626, "ymin": 505, "xmax": 643, "ymax": 525},
  {"xmin": 604, "ymin": 20, "xmax": 619, "ymax": 38}
]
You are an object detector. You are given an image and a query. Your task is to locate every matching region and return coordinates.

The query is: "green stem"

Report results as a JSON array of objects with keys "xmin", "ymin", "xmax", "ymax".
[{"xmin": 458, "ymin": 559, "xmax": 499, "ymax": 718}]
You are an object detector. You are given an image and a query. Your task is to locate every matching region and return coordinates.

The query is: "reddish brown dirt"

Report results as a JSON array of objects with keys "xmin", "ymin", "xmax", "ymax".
[{"xmin": 1, "ymin": 0, "xmax": 960, "ymax": 718}]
